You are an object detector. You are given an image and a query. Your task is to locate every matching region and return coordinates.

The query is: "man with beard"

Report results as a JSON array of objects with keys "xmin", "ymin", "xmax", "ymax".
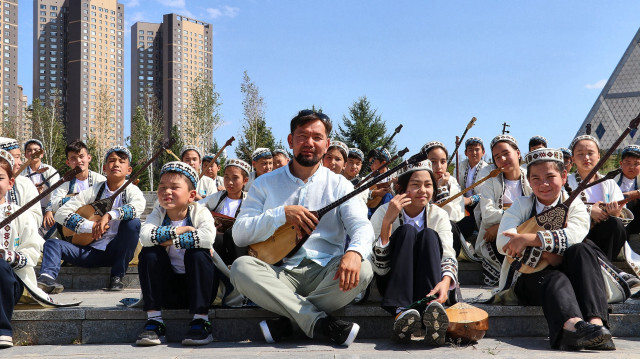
[{"xmin": 230, "ymin": 110, "xmax": 374, "ymax": 347}]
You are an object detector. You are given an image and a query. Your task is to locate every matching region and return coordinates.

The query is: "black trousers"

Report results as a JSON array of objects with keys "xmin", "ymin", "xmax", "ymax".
[
  {"xmin": 0, "ymin": 260, "xmax": 23, "ymax": 336},
  {"xmin": 459, "ymin": 202, "xmax": 479, "ymax": 241},
  {"xmin": 379, "ymin": 224, "xmax": 443, "ymax": 314},
  {"xmin": 587, "ymin": 216, "xmax": 627, "ymax": 261},
  {"xmin": 214, "ymin": 228, "xmax": 248, "ymax": 266},
  {"xmin": 625, "ymin": 199, "xmax": 640, "ymax": 237},
  {"xmin": 451, "ymin": 221, "xmax": 462, "ymax": 258},
  {"xmin": 513, "ymin": 241, "xmax": 609, "ymax": 348},
  {"xmin": 138, "ymin": 246, "xmax": 219, "ymax": 314}
]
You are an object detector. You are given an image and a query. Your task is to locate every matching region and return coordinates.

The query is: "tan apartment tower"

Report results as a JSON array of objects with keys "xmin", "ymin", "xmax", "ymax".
[
  {"xmin": 0, "ymin": 0, "xmax": 19, "ymax": 133},
  {"xmin": 131, "ymin": 13, "xmax": 213, "ymax": 148},
  {"xmin": 34, "ymin": 0, "xmax": 125, "ymax": 147}
]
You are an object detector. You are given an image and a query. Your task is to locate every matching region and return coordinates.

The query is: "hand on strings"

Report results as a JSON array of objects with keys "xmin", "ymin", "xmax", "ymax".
[
  {"xmin": 284, "ymin": 205, "xmax": 318, "ymax": 238},
  {"xmin": 501, "ymin": 232, "xmax": 538, "ymax": 259},
  {"xmin": 427, "ymin": 276, "xmax": 452, "ymax": 304},
  {"xmin": 43, "ymin": 211, "xmax": 56, "ymax": 229},
  {"xmin": 92, "ymin": 214, "xmax": 111, "ymax": 240},
  {"xmin": 483, "ymin": 223, "xmax": 500, "ymax": 242},
  {"xmin": 601, "ymin": 200, "xmax": 622, "ymax": 218},
  {"xmin": 333, "ymin": 250, "xmax": 362, "ymax": 292},
  {"xmin": 590, "ymin": 202, "xmax": 609, "ymax": 223}
]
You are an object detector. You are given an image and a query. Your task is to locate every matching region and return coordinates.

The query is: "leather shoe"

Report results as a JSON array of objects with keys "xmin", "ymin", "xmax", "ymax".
[
  {"xmin": 559, "ymin": 321, "xmax": 611, "ymax": 351},
  {"xmin": 107, "ymin": 276, "xmax": 124, "ymax": 291}
]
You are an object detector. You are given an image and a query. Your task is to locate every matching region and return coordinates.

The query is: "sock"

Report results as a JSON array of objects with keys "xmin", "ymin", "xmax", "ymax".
[
  {"xmin": 147, "ymin": 311, "xmax": 163, "ymax": 324},
  {"xmin": 193, "ymin": 313, "xmax": 208, "ymax": 321}
]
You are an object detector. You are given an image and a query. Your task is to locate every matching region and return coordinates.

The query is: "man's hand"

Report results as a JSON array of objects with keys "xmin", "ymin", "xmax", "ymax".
[
  {"xmin": 92, "ymin": 213, "xmax": 111, "ymax": 240},
  {"xmin": 483, "ymin": 223, "xmax": 500, "ymax": 242},
  {"xmin": 333, "ymin": 251, "xmax": 362, "ymax": 292},
  {"xmin": 427, "ymin": 276, "xmax": 452, "ymax": 304},
  {"xmin": 590, "ymin": 201, "xmax": 609, "ymax": 223},
  {"xmin": 284, "ymin": 205, "xmax": 318, "ymax": 238},
  {"xmin": 43, "ymin": 211, "xmax": 55, "ymax": 229}
]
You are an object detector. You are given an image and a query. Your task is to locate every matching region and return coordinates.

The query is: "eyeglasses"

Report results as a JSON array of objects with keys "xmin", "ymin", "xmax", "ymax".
[{"xmin": 297, "ymin": 109, "xmax": 330, "ymax": 121}]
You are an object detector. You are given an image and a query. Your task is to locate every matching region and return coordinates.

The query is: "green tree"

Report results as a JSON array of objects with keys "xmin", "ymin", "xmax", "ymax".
[
  {"xmin": 29, "ymin": 97, "xmax": 66, "ymax": 171},
  {"xmin": 127, "ymin": 89, "xmax": 164, "ymax": 191},
  {"xmin": 235, "ymin": 71, "xmax": 276, "ymax": 163},
  {"xmin": 335, "ymin": 96, "xmax": 398, "ymax": 173},
  {"xmin": 184, "ymin": 72, "xmax": 222, "ymax": 150},
  {"xmin": 154, "ymin": 125, "xmax": 185, "ymax": 185}
]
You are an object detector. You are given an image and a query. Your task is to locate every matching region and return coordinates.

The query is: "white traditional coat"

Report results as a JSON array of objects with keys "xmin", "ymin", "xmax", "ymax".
[
  {"xmin": 454, "ymin": 158, "xmax": 489, "ymax": 197},
  {"xmin": 48, "ymin": 170, "xmax": 106, "ymax": 213},
  {"xmin": 6, "ymin": 176, "xmax": 43, "ymax": 225}
]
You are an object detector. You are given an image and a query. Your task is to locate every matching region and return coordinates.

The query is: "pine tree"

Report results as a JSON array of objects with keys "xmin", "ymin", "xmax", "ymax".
[
  {"xmin": 335, "ymin": 96, "xmax": 397, "ymax": 173},
  {"xmin": 235, "ymin": 71, "xmax": 276, "ymax": 163}
]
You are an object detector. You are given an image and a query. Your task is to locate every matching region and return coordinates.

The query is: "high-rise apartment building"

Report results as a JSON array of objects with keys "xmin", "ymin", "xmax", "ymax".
[
  {"xmin": 34, "ymin": 0, "xmax": 125, "ymax": 147},
  {"xmin": 0, "ymin": 0, "xmax": 19, "ymax": 121},
  {"xmin": 131, "ymin": 13, "xmax": 213, "ymax": 147}
]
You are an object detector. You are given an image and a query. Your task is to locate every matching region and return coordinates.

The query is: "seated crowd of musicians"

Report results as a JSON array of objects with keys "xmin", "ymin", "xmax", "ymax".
[{"xmin": 1, "ymin": 109, "xmax": 640, "ymax": 351}]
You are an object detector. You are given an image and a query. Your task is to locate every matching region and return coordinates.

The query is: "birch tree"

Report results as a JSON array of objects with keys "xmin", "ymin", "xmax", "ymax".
[
  {"xmin": 235, "ymin": 71, "xmax": 275, "ymax": 163},
  {"xmin": 184, "ymin": 72, "xmax": 222, "ymax": 150}
]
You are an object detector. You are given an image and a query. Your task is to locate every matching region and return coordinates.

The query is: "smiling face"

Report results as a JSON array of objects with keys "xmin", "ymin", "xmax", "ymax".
[
  {"xmin": 464, "ymin": 143, "xmax": 485, "ymax": 167},
  {"xmin": 102, "ymin": 152, "xmax": 132, "ymax": 181},
  {"xmin": 8, "ymin": 148, "xmax": 21, "ymax": 173},
  {"xmin": 403, "ymin": 170, "xmax": 434, "ymax": 209},
  {"xmin": 157, "ymin": 172, "xmax": 196, "ymax": 211},
  {"xmin": 492, "ymin": 141, "xmax": 521, "ymax": 173},
  {"xmin": 572, "ymin": 140, "xmax": 600, "ymax": 175},
  {"xmin": 322, "ymin": 148, "xmax": 346, "ymax": 174},
  {"xmin": 527, "ymin": 161, "xmax": 566, "ymax": 206},
  {"xmin": 66, "ymin": 148, "xmax": 92, "ymax": 173},
  {"xmin": 25, "ymin": 143, "xmax": 42, "ymax": 164},
  {"xmin": 287, "ymin": 119, "xmax": 329, "ymax": 168},
  {"xmin": 427, "ymin": 147, "xmax": 447, "ymax": 180}
]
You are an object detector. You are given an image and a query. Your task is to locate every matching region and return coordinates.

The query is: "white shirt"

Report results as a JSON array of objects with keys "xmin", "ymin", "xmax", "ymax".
[
  {"xmin": 78, "ymin": 183, "xmax": 124, "ymax": 250},
  {"xmin": 583, "ymin": 182, "xmax": 607, "ymax": 203},
  {"xmin": 75, "ymin": 178, "xmax": 89, "ymax": 192},
  {"xmin": 221, "ymin": 197, "xmax": 241, "ymax": 217},
  {"xmin": 535, "ymin": 196, "xmax": 561, "ymax": 214},
  {"xmin": 465, "ymin": 165, "xmax": 478, "ymax": 193},
  {"xmin": 503, "ymin": 179, "xmax": 522, "ymax": 205},
  {"xmin": 167, "ymin": 218, "xmax": 188, "ymax": 274},
  {"xmin": 620, "ymin": 176, "xmax": 636, "ymax": 193}
]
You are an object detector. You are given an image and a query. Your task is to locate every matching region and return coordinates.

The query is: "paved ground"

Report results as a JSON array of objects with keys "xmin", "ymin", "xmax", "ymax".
[{"xmin": 3, "ymin": 337, "xmax": 639, "ymax": 358}]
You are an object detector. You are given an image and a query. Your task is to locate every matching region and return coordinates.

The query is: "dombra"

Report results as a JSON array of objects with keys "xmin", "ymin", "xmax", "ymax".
[{"xmin": 446, "ymin": 302, "xmax": 489, "ymax": 343}]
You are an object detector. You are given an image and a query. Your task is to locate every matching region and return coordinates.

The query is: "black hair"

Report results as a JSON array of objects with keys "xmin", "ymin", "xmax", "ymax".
[
  {"xmin": 621, "ymin": 151, "xmax": 640, "ymax": 161},
  {"xmin": 465, "ymin": 141, "xmax": 485, "ymax": 152},
  {"xmin": 425, "ymin": 144, "xmax": 449, "ymax": 159},
  {"xmin": 491, "ymin": 141, "xmax": 521, "ymax": 163},
  {"xmin": 395, "ymin": 169, "xmax": 439, "ymax": 199},
  {"xmin": 290, "ymin": 110, "xmax": 332, "ymax": 136},
  {"xmin": 65, "ymin": 139, "xmax": 89, "ymax": 157},
  {"xmin": 528, "ymin": 137, "xmax": 547, "ymax": 150}
]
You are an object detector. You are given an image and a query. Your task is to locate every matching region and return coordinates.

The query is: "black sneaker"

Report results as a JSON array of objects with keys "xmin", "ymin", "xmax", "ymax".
[
  {"xmin": 182, "ymin": 318, "xmax": 213, "ymax": 346},
  {"xmin": 136, "ymin": 320, "xmax": 166, "ymax": 346},
  {"xmin": 107, "ymin": 276, "xmax": 124, "ymax": 291},
  {"xmin": 392, "ymin": 309, "xmax": 421, "ymax": 342},
  {"xmin": 320, "ymin": 316, "xmax": 360, "ymax": 347},
  {"xmin": 422, "ymin": 302, "xmax": 449, "ymax": 346},
  {"xmin": 558, "ymin": 321, "xmax": 612, "ymax": 351},
  {"xmin": 37, "ymin": 274, "xmax": 64, "ymax": 294},
  {"xmin": 259, "ymin": 316, "xmax": 293, "ymax": 343}
]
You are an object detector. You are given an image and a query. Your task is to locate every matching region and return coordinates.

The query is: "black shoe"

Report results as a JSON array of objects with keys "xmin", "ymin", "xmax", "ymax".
[
  {"xmin": 422, "ymin": 302, "xmax": 449, "ymax": 346},
  {"xmin": 392, "ymin": 309, "xmax": 421, "ymax": 342},
  {"xmin": 37, "ymin": 274, "xmax": 64, "ymax": 294},
  {"xmin": 107, "ymin": 276, "xmax": 124, "ymax": 291},
  {"xmin": 319, "ymin": 316, "xmax": 360, "ymax": 347},
  {"xmin": 259, "ymin": 316, "xmax": 293, "ymax": 343},
  {"xmin": 559, "ymin": 321, "xmax": 612, "ymax": 351},
  {"xmin": 586, "ymin": 336, "xmax": 616, "ymax": 351},
  {"xmin": 182, "ymin": 318, "xmax": 213, "ymax": 346},
  {"xmin": 136, "ymin": 320, "xmax": 166, "ymax": 346}
]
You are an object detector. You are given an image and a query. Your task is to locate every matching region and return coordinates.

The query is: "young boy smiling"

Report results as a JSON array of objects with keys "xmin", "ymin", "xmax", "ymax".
[
  {"xmin": 137, "ymin": 161, "xmax": 218, "ymax": 346},
  {"xmin": 496, "ymin": 148, "xmax": 619, "ymax": 351},
  {"xmin": 38, "ymin": 146, "xmax": 145, "ymax": 293}
]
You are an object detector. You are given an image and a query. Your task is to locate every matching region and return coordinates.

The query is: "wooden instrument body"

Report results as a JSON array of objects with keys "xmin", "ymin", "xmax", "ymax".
[
  {"xmin": 212, "ymin": 211, "xmax": 236, "ymax": 233},
  {"xmin": 445, "ymin": 302, "xmax": 489, "ymax": 343},
  {"xmin": 62, "ymin": 198, "xmax": 114, "ymax": 246},
  {"xmin": 247, "ymin": 222, "xmax": 306, "ymax": 265},
  {"xmin": 366, "ymin": 182, "xmax": 392, "ymax": 208}
]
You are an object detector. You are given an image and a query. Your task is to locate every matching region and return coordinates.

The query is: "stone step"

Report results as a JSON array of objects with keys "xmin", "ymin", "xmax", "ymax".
[
  {"xmin": 10, "ymin": 287, "xmax": 640, "ymax": 345},
  {"xmin": 43, "ymin": 259, "xmax": 633, "ymax": 291}
]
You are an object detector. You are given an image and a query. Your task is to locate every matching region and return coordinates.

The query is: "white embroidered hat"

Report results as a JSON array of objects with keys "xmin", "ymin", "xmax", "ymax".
[
  {"xmin": 465, "ymin": 137, "xmax": 484, "ymax": 148},
  {"xmin": 104, "ymin": 145, "xmax": 132, "ymax": 163},
  {"xmin": 622, "ymin": 145, "xmax": 640, "ymax": 157},
  {"xmin": 181, "ymin": 145, "xmax": 202, "ymax": 160},
  {"xmin": 0, "ymin": 137, "xmax": 19, "ymax": 151},
  {"xmin": 490, "ymin": 134, "xmax": 518, "ymax": 149},
  {"xmin": 524, "ymin": 148, "xmax": 564, "ymax": 167},
  {"xmin": 272, "ymin": 148, "xmax": 290, "ymax": 159},
  {"xmin": 160, "ymin": 161, "xmax": 199, "ymax": 189},
  {"xmin": 24, "ymin": 138, "xmax": 44, "ymax": 152},
  {"xmin": 252, "ymin": 148, "xmax": 272, "ymax": 161},
  {"xmin": 0, "ymin": 149, "xmax": 14, "ymax": 169},
  {"xmin": 569, "ymin": 135, "xmax": 600, "ymax": 152},
  {"xmin": 397, "ymin": 159, "xmax": 433, "ymax": 179},
  {"xmin": 225, "ymin": 158, "xmax": 251, "ymax": 176},
  {"xmin": 349, "ymin": 148, "xmax": 364, "ymax": 161},
  {"xmin": 421, "ymin": 141, "xmax": 447, "ymax": 154},
  {"xmin": 328, "ymin": 140, "xmax": 349, "ymax": 160}
]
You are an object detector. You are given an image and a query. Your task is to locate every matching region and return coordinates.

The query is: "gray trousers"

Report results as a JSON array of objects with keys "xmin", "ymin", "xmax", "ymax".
[{"xmin": 230, "ymin": 255, "xmax": 374, "ymax": 338}]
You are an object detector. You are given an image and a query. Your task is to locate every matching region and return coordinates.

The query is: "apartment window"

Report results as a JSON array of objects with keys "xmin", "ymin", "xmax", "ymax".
[{"xmin": 40, "ymin": 5, "xmax": 46, "ymax": 9}]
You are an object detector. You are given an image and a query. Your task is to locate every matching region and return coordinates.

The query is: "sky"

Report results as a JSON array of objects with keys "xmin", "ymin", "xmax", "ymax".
[{"xmin": 16, "ymin": 1, "xmax": 640, "ymax": 159}]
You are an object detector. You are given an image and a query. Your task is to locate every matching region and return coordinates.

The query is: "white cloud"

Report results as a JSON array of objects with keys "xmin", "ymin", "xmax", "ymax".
[
  {"xmin": 122, "ymin": 0, "xmax": 140, "ymax": 7},
  {"xmin": 156, "ymin": 0, "xmax": 186, "ymax": 8},
  {"xmin": 585, "ymin": 79, "xmax": 607, "ymax": 89},
  {"xmin": 206, "ymin": 5, "xmax": 240, "ymax": 19}
]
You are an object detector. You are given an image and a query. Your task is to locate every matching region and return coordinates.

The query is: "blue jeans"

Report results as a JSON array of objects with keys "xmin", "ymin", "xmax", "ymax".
[
  {"xmin": 40, "ymin": 219, "xmax": 141, "ymax": 279},
  {"xmin": 0, "ymin": 260, "xmax": 23, "ymax": 336}
]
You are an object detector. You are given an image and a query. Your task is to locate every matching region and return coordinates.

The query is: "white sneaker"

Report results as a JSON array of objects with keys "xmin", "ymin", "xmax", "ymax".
[{"xmin": 0, "ymin": 335, "xmax": 13, "ymax": 349}]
